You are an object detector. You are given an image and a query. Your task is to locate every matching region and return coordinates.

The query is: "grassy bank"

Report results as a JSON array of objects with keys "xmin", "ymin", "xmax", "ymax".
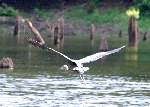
[
  {"xmin": 29, "ymin": 6, "xmax": 150, "ymax": 33},
  {"xmin": 1, "ymin": 4, "xmax": 150, "ymax": 35},
  {"xmin": 65, "ymin": 6, "xmax": 150, "ymax": 32}
]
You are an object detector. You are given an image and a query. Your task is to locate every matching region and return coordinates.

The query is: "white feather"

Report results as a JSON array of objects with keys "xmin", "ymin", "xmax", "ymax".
[
  {"xmin": 47, "ymin": 46, "xmax": 125, "ymax": 64},
  {"xmin": 47, "ymin": 47, "xmax": 72, "ymax": 61},
  {"xmin": 30, "ymin": 39, "xmax": 125, "ymax": 75},
  {"xmin": 78, "ymin": 46, "xmax": 125, "ymax": 64},
  {"xmin": 46, "ymin": 45, "xmax": 125, "ymax": 74}
]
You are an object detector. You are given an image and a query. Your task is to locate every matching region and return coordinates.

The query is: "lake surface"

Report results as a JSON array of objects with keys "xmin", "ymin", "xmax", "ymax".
[{"xmin": 0, "ymin": 35, "xmax": 150, "ymax": 107}]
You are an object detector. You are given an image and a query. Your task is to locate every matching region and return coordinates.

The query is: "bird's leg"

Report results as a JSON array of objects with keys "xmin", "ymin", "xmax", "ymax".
[
  {"xmin": 80, "ymin": 74, "xmax": 83, "ymax": 80},
  {"xmin": 80, "ymin": 74, "xmax": 86, "ymax": 84}
]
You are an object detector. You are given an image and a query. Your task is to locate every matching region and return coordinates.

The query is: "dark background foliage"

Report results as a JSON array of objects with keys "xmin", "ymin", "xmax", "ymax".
[{"xmin": 0, "ymin": 0, "xmax": 149, "ymax": 16}]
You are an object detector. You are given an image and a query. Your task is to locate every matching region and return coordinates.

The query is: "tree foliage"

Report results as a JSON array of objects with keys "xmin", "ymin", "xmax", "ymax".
[
  {"xmin": 0, "ymin": 0, "xmax": 150, "ymax": 16},
  {"xmin": 0, "ymin": 3, "xmax": 18, "ymax": 16},
  {"xmin": 0, "ymin": 0, "xmax": 85, "ymax": 9},
  {"xmin": 134, "ymin": 0, "xmax": 150, "ymax": 16},
  {"xmin": 86, "ymin": 0, "xmax": 103, "ymax": 13}
]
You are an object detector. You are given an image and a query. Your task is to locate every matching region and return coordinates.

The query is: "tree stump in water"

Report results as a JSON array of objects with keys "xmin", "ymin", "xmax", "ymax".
[
  {"xmin": 128, "ymin": 16, "xmax": 139, "ymax": 47},
  {"xmin": 143, "ymin": 32, "xmax": 147, "ymax": 41},
  {"xmin": 0, "ymin": 57, "xmax": 14, "ymax": 69},
  {"xmin": 90, "ymin": 24, "xmax": 96, "ymax": 46},
  {"xmin": 118, "ymin": 30, "xmax": 122, "ymax": 38},
  {"xmin": 90, "ymin": 24, "xmax": 96, "ymax": 40},
  {"xmin": 46, "ymin": 17, "xmax": 64, "ymax": 49},
  {"xmin": 58, "ymin": 17, "xmax": 64, "ymax": 48},
  {"xmin": 13, "ymin": 16, "xmax": 22, "ymax": 37},
  {"xmin": 53, "ymin": 23, "xmax": 60, "ymax": 47},
  {"xmin": 99, "ymin": 38, "xmax": 108, "ymax": 52}
]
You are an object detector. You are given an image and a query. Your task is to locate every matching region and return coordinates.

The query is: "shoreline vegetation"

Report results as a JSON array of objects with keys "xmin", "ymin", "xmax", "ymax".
[
  {"xmin": 0, "ymin": 1, "xmax": 149, "ymax": 55},
  {"xmin": 0, "ymin": 1, "xmax": 150, "ymax": 33}
]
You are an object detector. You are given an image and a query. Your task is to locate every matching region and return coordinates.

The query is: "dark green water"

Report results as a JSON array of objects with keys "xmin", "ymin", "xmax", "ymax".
[{"xmin": 0, "ymin": 35, "xmax": 150, "ymax": 107}]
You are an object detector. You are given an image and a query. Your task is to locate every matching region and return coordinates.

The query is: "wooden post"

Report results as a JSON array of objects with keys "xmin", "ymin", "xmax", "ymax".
[
  {"xmin": 118, "ymin": 30, "xmax": 122, "ymax": 38},
  {"xmin": 53, "ymin": 23, "xmax": 61, "ymax": 49},
  {"xmin": 143, "ymin": 32, "xmax": 147, "ymax": 41},
  {"xmin": 90, "ymin": 24, "xmax": 96, "ymax": 46},
  {"xmin": 58, "ymin": 17, "xmax": 64, "ymax": 48},
  {"xmin": 90, "ymin": 24, "xmax": 96, "ymax": 40},
  {"xmin": 25, "ymin": 20, "xmax": 45, "ymax": 45},
  {"xmin": 46, "ymin": 17, "xmax": 64, "ymax": 49},
  {"xmin": 13, "ymin": 16, "xmax": 27, "ymax": 44},
  {"xmin": 13, "ymin": 16, "xmax": 20, "ymax": 37},
  {"xmin": 128, "ymin": 16, "xmax": 139, "ymax": 47}
]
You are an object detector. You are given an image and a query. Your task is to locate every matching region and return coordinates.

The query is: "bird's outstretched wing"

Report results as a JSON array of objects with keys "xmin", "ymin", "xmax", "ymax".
[
  {"xmin": 28, "ymin": 39, "xmax": 73, "ymax": 61},
  {"xmin": 78, "ymin": 46, "xmax": 125, "ymax": 64},
  {"xmin": 46, "ymin": 47, "xmax": 73, "ymax": 61}
]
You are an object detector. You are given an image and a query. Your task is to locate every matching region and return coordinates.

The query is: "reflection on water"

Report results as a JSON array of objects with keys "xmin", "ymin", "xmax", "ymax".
[
  {"xmin": 126, "ymin": 46, "xmax": 138, "ymax": 62},
  {"xmin": 0, "ymin": 36, "xmax": 150, "ymax": 106}
]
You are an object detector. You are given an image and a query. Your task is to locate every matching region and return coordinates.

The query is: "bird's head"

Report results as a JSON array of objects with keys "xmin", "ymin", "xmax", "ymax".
[{"xmin": 60, "ymin": 65, "xmax": 69, "ymax": 71}]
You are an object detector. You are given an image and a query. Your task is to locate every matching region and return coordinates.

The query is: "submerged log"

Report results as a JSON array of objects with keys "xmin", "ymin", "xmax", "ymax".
[{"xmin": 0, "ymin": 57, "xmax": 14, "ymax": 69}]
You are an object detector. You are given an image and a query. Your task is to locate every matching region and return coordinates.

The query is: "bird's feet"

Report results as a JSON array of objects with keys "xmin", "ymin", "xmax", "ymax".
[{"xmin": 80, "ymin": 74, "xmax": 86, "ymax": 85}]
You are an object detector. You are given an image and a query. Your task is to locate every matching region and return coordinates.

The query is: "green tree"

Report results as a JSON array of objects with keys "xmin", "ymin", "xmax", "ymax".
[
  {"xmin": 86, "ymin": 0, "xmax": 103, "ymax": 13},
  {"xmin": 134, "ymin": 0, "xmax": 150, "ymax": 16}
]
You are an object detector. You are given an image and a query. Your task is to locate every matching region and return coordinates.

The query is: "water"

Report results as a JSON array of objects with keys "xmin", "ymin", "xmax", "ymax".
[
  {"xmin": 0, "ymin": 35, "xmax": 150, "ymax": 107},
  {"xmin": 0, "ymin": 74, "xmax": 150, "ymax": 107}
]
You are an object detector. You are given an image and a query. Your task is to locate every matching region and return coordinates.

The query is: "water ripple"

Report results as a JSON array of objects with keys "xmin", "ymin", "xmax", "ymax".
[{"xmin": 0, "ymin": 74, "xmax": 150, "ymax": 107}]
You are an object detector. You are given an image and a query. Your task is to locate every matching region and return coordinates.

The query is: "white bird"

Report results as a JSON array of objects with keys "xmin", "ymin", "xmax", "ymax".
[{"xmin": 29, "ymin": 39, "xmax": 125, "ymax": 80}]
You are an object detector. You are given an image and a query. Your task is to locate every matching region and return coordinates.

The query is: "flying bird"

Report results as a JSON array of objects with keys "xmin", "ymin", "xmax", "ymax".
[{"xmin": 29, "ymin": 39, "xmax": 125, "ymax": 80}]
